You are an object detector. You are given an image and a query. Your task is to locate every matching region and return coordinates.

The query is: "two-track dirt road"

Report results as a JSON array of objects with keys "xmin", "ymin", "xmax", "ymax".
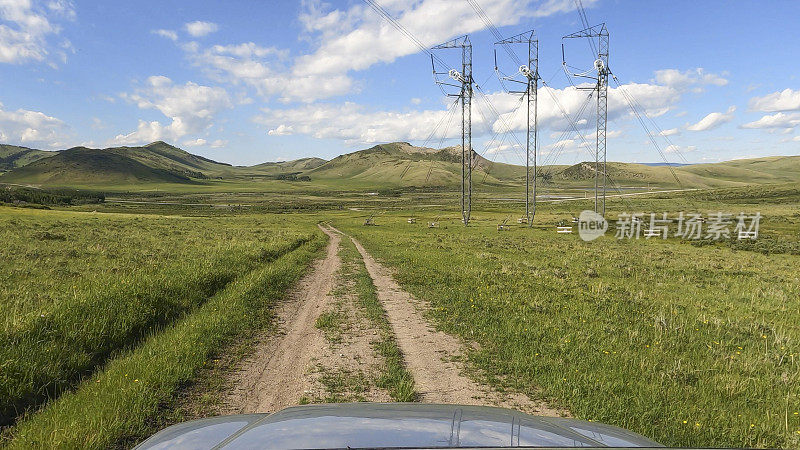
[{"xmin": 222, "ymin": 223, "xmax": 564, "ymax": 416}]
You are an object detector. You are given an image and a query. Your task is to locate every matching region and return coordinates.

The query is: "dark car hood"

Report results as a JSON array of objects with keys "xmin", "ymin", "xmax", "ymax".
[{"xmin": 135, "ymin": 403, "xmax": 663, "ymax": 449}]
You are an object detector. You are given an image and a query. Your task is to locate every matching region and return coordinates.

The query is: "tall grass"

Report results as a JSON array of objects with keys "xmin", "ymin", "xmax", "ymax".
[
  {"xmin": 337, "ymin": 207, "xmax": 800, "ymax": 448},
  {"xmin": 0, "ymin": 207, "xmax": 310, "ymax": 425},
  {"xmin": 3, "ymin": 231, "xmax": 325, "ymax": 449}
]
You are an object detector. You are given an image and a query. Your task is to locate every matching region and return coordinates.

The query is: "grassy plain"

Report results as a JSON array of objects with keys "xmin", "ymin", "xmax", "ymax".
[
  {"xmin": 0, "ymin": 205, "xmax": 324, "ymax": 446},
  {"xmin": 6, "ymin": 232, "xmax": 325, "ymax": 449},
  {"xmin": 1, "ymin": 178, "xmax": 798, "ymax": 448},
  {"xmin": 334, "ymin": 184, "xmax": 800, "ymax": 448}
]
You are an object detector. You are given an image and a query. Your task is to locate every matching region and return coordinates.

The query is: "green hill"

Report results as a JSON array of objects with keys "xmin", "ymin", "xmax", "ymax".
[
  {"xmin": 250, "ymin": 157, "xmax": 327, "ymax": 173},
  {"xmin": 0, "ymin": 142, "xmax": 236, "ymax": 185},
  {"xmin": 306, "ymin": 142, "xmax": 525, "ymax": 187},
  {"xmin": 0, "ymin": 140, "xmax": 798, "ymax": 190},
  {"xmin": 0, "ymin": 145, "xmax": 55, "ymax": 171},
  {"xmin": 0, "ymin": 147, "xmax": 198, "ymax": 185}
]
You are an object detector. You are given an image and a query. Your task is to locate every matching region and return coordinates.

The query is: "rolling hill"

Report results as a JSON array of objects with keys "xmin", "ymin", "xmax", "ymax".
[
  {"xmin": 304, "ymin": 142, "xmax": 524, "ymax": 187},
  {"xmin": 0, "ymin": 141, "xmax": 248, "ymax": 185},
  {"xmin": 0, "ymin": 140, "xmax": 798, "ymax": 190},
  {"xmin": 249, "ymin": 157, "xmax": 327, "ymax": 173},
  {"xmin": 0, "ymin": 145, "xmax": 55, "ymax": 171}
]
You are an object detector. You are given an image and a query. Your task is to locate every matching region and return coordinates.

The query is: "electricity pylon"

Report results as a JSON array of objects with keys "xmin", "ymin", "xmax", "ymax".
[
  {"xmin": 494, "ymin": 30, "xmax": 539, "ymax": 226},
  {"xmin": 432, "ymin": 35, "xmax": 473, "ymax": 225},
  {"xmin": 563, "ymin": 23, "xmax": 609, "ymax": 216}
]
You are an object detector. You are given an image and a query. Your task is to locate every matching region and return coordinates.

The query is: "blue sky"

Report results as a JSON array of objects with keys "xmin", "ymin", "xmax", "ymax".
[{"xmin": 1, "ymin": 0, "xmax": 799, "ymax": 166}]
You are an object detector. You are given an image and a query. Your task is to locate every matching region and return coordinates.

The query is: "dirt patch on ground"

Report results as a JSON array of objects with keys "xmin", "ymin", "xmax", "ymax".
[
  {"xmin": 222, "ymin": 224, "xmax": 389, "ymax": 413},
  {"xmin": 223, "ymin": 223, "xmax": 565, "ymax": 417},
  {"xmin": 336, "ymin": 226, "xmax": 567, "ymax": 417},
  {"xmin": 221, "ymin": 225, "xmax": 343, "ymax": 413}
]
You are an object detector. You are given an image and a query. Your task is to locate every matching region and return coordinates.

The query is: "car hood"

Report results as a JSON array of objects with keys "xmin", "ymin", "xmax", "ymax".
[{"xmin": 135, "ymin": 403, "xmax": 663, "ymax": 449}]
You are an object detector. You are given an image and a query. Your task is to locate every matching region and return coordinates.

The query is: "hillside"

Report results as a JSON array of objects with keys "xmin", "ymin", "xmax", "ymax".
[
  {"xmin": 0, "ymin": 140, "xmax": 798, "ymax": 190},
  {"xmin": 250, "ymin": 157, "xmax": 327, "ymax": 173},
  {"xmin": 306, "ymin": 142, "xmax": 525, "ymax": 187},
  {"xmin": 0, "ymin": 145, "xmax": 55, "ymax": 171},
  {"xmin": 0, "ymin": 147, "xmax": 200, "ymax": 185},
  {"xmin": 552, "ymin": 161, "xmax": 742, "ymax": 188},
  {"xmin": 0, "ymin": 142, "xmax": 241, "ymax": 185}
]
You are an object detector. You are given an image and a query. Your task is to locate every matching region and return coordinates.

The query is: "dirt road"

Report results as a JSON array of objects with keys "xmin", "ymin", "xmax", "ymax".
[
  {"xmin": 222, "ymin": 225, "xmax": 343, "ymax": 413},
  {"xmin": 223, "ymin": 224, "xmax": 564, "ymax": 417}
]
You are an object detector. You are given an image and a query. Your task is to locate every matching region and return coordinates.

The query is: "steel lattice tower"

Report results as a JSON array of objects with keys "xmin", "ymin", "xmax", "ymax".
[
  {"xmin": 563, "ymin": 23, "xmax": 609, "ymax": 216},
  {"xmin": 432, "ymin": 36, "xmax": 474, "ymax": 225},
  {"xmin": 495, "ymin": 30, "xmax": 539, "ymax": 225}
]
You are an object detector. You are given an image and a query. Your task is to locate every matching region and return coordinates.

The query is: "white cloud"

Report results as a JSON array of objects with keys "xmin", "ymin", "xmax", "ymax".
[
  {"xmin": 256, "ymin": 79, "xmax": 673, "ymax": 147},
  {"xmin": 740, "ymin": 112, "xmax": 800, "ymax": 130},
  {"xmin": 46, "ymin": 0, "xmax": 74, "ymax": 20},
  {"xmin": 184, "ymin": 20, "xmax": 218, "ymax": 37},
  {"xmin": 209, "ymin": 139, "xmax": 226, "ymax": 148},
  {"xmin": 267, "ymin": 124, "xmax": 294, "ymax": 136},
  {"xmin": 659, "ymin": 128, "xmax": 680, "ymax": 136},
  {"xmin": 748, "ymin": 88, "xmax": 800, "ymax": 112},
  {"xmin": 0, "ymin": 100, "xmax": 66, "ymax": 147},
  {"xmin": 184, "ymin": 40, "xmax": 350, "ymax": 103},
  {"xmin": 183, "ymin": 138, "xmax": 206, "ymax": 147},
  {"xmin": 257, "ymin": 102, "xmax": 466, "ymax": 144},
  {"xmin": 152, "ymin": 29, "xmax": 177, "ymax": 41},
  {"xmin": 0, "ymin": 0, "xmax": 75, "ymax": 65},
  {"xmin": 176, "ymin": 0, "xmax": 596, "ymax": 103},
  {"xmin": 665, "ymin": 144, "xmax": 697, "ymax": 153},
  {"xmin": 653, "ymin": 68, "xmax": 728, "ymax": 91},
  {"xmin": 295, "ymin": 0, "xmax": 595, "ymax": 79},
  {"xmin": 485, "ymin": 81, "xmax": 679, "ymax": 135},
  {"xmin": 112, "ymin": 76, "xmax": 232, "ymax": 145},
  {"xmin": 687, "ymin": 106, "xmax": 736, "ymax": 131}
]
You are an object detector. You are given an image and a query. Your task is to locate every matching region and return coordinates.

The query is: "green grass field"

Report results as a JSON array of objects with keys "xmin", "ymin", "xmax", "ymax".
[
  {"xmin": 0, "ymin": 206, "xmax": 325, "ymax": 446},
  {"xmin": 1, "ymin": 179, "xmax": 798, "ymax": 448},
  {"xmin": 334, "ymin": 187, "xmax": 800, "ymax": 448}
]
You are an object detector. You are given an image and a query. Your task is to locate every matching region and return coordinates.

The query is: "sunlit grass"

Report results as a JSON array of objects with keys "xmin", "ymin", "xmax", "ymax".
[
  {"xmin": 3, "ymin": 232, "xmax": 325, "ymax": 449},
  {"xmin": 0, "ymin": 207, "xmax": 313, "ymax": 425},
  {"xmin": 336, "ymin": 188, "xmax": 800, "ymax": 448}
]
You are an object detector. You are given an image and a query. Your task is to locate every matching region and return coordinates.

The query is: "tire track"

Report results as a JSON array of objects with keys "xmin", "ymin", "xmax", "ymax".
[{"xmin": 332, "ymin": 225, "xmax": 566, "ymax": 416}]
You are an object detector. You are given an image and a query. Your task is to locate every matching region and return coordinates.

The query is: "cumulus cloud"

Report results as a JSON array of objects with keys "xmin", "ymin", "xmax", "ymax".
[
  {"xmin": 182, "ymin": 138, "xmax": 206, "ymax": 147},
  {"xmin": 659, "ymin": 128, "xmax": 680, "ymax": 136},
  {"xmin": 152, "ymin": 29, "xmax": 177, "ymax": 41},
  {"xmin": 176, "ymin": 0, "xmax": 597, "ymax": 103},
  {"xmin": 182, "ymin": 40, "xmax": 350, "ymax": 103},
  {"xmin": 184, "ymin": 20, "xmax": 218, "ymax": 37},
  {"xmin": 0, "ymin": 0, "xmax": 75, "ymax": 65},
  {"xmin": 256, "ymin": 102, "xmax": 464, "ymax": 144},
  {"xmin": 665, "ymin": 144, "xmax": 697, "ymax": 153},
  {"xmin": 653, "ymin": 68, "xmax": 728, "ymax": 92},
  {"xmin": 740, "ymin": 112, "xmax": 800, "ymax": 130},
  {"xmin": 687, "ymin": 106, "xmax": 736, "ymax": 131},
  {"xmin": 748, "ymin": 88, "xmax": 800, "ymax": 112},
  {"xmin": 256, "ymin": 80, "xmax": 674, "ymax": 147},
  {"xmin": 112, "ymin": 76, "xmax": 232, "ymax": 145},
  {"xmin": 295, "ymin": 0, "xmax": 597, "ymax": 78},
  {"xmin": 0, "ymin": 100, "xmax": 67, "ymax": 147}
]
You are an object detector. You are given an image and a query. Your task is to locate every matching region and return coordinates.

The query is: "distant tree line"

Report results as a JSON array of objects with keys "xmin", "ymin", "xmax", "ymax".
[
  {"xmin": 0, "ymin": 184, "xmax": 105, "ymax": 206},
  {"xmin": 274, "ymin": 173, "xmax": 311, "ymax": 182}
]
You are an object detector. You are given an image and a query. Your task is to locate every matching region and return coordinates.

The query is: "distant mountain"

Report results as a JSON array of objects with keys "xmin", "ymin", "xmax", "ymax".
[
  {"xmin": 305, "ymin": 142, "xmax": 524, "ymax": 187},
  {"xmin": 0, "ymin": 145, "xmax": 55, "ymax": 171},
  {"xmin": 0, "ymin": 140, "xmax": 798, "ymax": 189},
  {"xmin": 640, "ymin": 162, "xmax": 691, "ymax": 167},
  {"xmin": 0, "ymin": 142, "xmax": 233, "ymax": 185},
  {"xmin": 249, "ymin": 157, "xmax": 328, "ymax": 173}
]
